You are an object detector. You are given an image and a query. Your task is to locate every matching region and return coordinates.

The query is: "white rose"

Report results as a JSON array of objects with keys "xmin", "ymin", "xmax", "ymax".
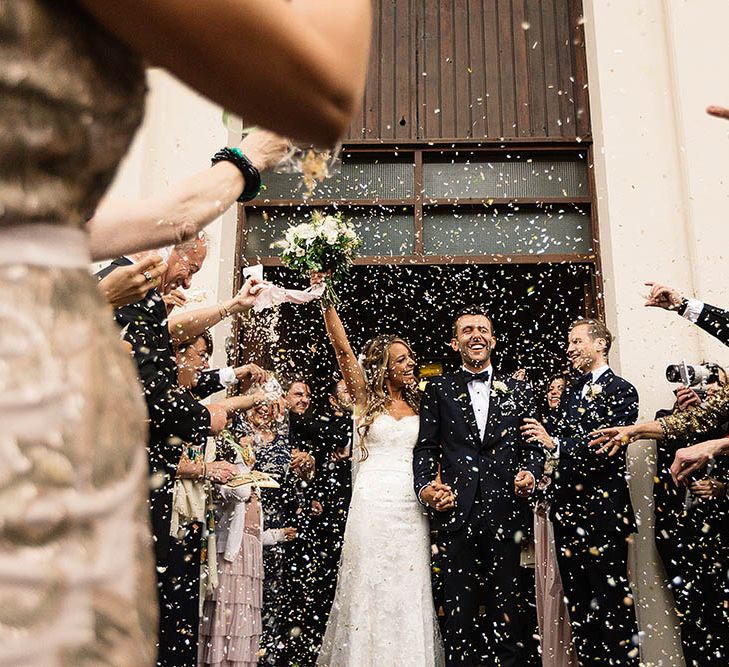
[
  {"xmin": 295, "ymin": 247, "xmax": 305, "ymax": 257},
  {"xmin": 294, "ymin": 223, "xmax": 316, "ymax": 241},
  {"xmin": 321, "ymin": 218, "xmax": 340, "ymax": 245}
]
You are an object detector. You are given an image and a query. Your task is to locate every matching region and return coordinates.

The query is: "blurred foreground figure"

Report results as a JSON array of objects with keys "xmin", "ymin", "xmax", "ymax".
[{"xmin": 0, "ymin": 1, "xmax": 371, "ymax": 664}]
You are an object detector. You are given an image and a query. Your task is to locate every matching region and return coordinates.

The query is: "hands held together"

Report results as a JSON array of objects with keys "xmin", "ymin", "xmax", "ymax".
[{"xmin": 420, "ymin": 482, "xmax": 456, "ymax": 512}]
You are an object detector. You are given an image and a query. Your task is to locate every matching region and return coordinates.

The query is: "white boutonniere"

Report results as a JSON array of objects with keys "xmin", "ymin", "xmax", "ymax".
[
  {"xmin": 585, "ymin": 383, "xmax": 603, "ymax": 401},
  {"xmin": 418, "ymin": 379, "xmax": 429, "ymax": 393},
  {"xmin": 491, "ymin": 380, "xmax": 511, "ymax": 395}
]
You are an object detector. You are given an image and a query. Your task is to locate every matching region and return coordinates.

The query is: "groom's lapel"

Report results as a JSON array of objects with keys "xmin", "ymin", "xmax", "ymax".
[
  {"xmin": 452, "ymin": 372, "xmax": 480, "ymax": 444},
  {"xmin": 482, "ymin": 373, "xmax": 503, "ymax": 446}
]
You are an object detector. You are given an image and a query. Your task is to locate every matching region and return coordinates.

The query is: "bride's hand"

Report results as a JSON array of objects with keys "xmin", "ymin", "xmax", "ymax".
[
  {"xmin": 310, "ymin": 270, "xmax": 330, "ymax": 287},
  {"xmin": 420, "ymin": 482, "xmax": 455, "ymax": 511}
]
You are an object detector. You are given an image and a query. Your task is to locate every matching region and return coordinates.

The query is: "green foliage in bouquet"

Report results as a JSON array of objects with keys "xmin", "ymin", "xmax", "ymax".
[{"xmin": 272, "ymin": 210, "xmax": 362, "ymax": 307}]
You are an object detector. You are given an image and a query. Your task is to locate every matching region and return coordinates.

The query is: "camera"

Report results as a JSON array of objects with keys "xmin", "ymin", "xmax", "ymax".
[{"xmin": 665, "ymin": 362, "xmax": 719, "ymax": 387}]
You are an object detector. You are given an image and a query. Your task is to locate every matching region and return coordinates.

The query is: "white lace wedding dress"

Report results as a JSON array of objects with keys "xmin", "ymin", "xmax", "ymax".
[{"xmin": 317, "ymin": 414, "xmax": 444, "ymax": 666}]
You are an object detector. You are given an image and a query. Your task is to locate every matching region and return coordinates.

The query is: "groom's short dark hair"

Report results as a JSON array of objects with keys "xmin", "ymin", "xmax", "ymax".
[{"xmin": 452, "ymin": 305, "xmax": 494, "ymax": 337}]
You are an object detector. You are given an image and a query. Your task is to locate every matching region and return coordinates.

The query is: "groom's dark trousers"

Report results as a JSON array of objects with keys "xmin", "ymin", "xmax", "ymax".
[{"xmin": 414, "ymin": 371, "xmax": 544, "ymax": 666}]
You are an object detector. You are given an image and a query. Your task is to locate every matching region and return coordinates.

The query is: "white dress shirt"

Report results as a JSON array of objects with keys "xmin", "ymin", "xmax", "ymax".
[
  {"xmin": 682, "ymin": 298, "xmax": 704, "ymax": 323},
  {"xmin": 463, "ymin": 364, "xmax": 493, "ymax": 442}
]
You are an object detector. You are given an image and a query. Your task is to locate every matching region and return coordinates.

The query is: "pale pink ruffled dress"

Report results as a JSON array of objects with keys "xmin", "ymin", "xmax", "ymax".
[
  {"xmin": 534, "ymin": 509, "xmax": 579, "ymax": 667},
  {"xmin": 199, "ymin": 497, "xmax": 264, "ymax": 667}
]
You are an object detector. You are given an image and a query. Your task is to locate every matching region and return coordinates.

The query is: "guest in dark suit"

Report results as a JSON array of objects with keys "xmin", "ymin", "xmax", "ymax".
[
  {"xmin": 521, "ymin": 318, "xmax": 640, "ymax": 666},
  {"xmin": 97, "ymin": 239, "xmax": 266, "ymax": 666},
  {"xmin": 414, "ymin": 305, "xmax": 544, "ymax": 666}
]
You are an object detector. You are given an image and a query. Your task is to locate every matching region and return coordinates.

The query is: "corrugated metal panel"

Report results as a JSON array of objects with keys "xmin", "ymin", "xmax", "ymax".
[
  {"xmin": 423, "ymin": 205, "xmax": 591, "ymax": 254},
  {"xmin": 345, "ymin": 0, "xmax": 590, "ymax": 142},
  {"xmin": 258, "ymin": 159, "xmax": 414, "ymax": 200},
  {"xmin": 423, "ymin": 157, "xmax": 589, "ymax": 198}
]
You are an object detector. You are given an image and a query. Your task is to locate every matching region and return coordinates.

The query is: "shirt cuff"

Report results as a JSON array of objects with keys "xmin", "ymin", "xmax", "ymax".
[
  {"xmin": 219, "ymin": 366, "xmax": 238, "ymax": 387},
  {"xmin": 551, "ymin": 437, "xmax": 560, "ymax": 459},
  {"xmin": 417, "ymin": 484, "xmax": 431, "ymax": 507},
  {"xmin": 682, "ymin": 299, "xmax": 704, "ymax": 323},
  {"xmin": 523, "ymin": 471, "xmax": 536, "ymax": 494}
]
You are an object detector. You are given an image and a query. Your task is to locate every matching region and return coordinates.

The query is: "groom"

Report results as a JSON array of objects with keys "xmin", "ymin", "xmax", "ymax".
[{"xmin": 414, "ymin": 306, "xmax": 544, "ymax": 666}]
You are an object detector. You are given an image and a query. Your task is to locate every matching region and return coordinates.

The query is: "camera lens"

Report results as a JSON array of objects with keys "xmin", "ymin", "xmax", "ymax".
[{"xmin": 665, "ymin": 365, "xmax": 681, "ymax": 383}]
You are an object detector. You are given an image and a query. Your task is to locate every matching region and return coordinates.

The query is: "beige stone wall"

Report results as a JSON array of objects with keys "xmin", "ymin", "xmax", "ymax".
[
  {"xmin": 585, "ymin": 1, "xmax": 729, "ymax": 664},
  {"xmin": 106, "ymin": 4, "xmax": 729, "ymax": 662}
]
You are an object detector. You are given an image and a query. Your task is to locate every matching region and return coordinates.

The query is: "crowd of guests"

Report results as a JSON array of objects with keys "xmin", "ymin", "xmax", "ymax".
[
  {"xmin": 6, "ymin": 3, "xmax": 729, "ymax": 664},
  {"xmin": 88, "ymin": 200, "xmax": 729, "ymax": 667},
  {"xmin": 95, "ymin": 241, "xmax": 729, "ymax": 667},
  {"xmin": 96, "ymin": 233, "xmax": 359, "ymax": 666}
]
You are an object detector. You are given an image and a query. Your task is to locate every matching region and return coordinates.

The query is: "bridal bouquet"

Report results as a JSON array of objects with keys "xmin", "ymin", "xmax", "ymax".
[{"xmin": 272, "ymin": 210, "xmax": 362, "ymax": 307}]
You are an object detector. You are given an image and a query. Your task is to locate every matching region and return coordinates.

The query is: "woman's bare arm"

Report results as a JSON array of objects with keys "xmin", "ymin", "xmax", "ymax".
[
  {"xmin": 322, "ymin": 305, "xmax": 368, "ymax": 409},
  {"xmin": 87, "ymin": 131, "xmax": 287, "ymax": 260},
  {"xmin": 78, "ymin": 0, "xmax": 372, "ymax": 146}
]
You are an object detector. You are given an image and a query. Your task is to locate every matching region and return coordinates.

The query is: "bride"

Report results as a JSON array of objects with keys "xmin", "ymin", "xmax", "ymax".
[{"xmin": 316, "ymin": 299, "xmax": 445, "ymax": 666}]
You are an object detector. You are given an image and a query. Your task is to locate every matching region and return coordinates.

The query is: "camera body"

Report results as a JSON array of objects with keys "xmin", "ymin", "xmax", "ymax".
[{"xmin": 665, "ymin": 361, "xmax": 721, "ymax": 401}]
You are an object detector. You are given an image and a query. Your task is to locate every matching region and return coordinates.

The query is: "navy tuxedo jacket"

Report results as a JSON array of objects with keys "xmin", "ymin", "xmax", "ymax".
[
  {"xmin": 546, "ymin": 368, "xmax": 639, "ymax": 534},
  {"xmin": 414, "ymin": 371, "xmax": 544, "ymax": 536}
]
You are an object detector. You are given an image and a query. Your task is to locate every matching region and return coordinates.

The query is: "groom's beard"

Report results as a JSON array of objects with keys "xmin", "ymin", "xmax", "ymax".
[{"xmin": 460, "ymin": 341, "xmax": 492, "ymax": 369}]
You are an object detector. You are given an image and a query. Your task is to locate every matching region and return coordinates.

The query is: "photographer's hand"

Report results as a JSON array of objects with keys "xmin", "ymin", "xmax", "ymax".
[
  {"xmin": 644, "ymin": 282, "xmax": 683, "ymax": 311},
  {"xmin": 675, "ymin": 385, "xmax": 701, "ymax": 412}
]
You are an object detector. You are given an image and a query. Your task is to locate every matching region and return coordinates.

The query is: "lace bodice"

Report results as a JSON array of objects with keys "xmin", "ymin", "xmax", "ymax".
[
  {"xmin": 357, "ymin": 413, "xmax": 419, "ymax": 471},
  {"xmin": 0, "ymin": 1, "xmax": 146, "ymax": 228}
]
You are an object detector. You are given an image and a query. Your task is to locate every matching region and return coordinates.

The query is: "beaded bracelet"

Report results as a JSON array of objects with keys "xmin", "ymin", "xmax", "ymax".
[{"xmin": 211, "ymin": 147, "xmax": 261, "ymax": 202}]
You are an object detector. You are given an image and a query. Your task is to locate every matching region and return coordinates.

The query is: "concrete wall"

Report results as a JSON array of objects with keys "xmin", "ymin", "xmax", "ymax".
[{"xmin": 105, "ymin": 3, "xmax": 729, "ymax": 661}]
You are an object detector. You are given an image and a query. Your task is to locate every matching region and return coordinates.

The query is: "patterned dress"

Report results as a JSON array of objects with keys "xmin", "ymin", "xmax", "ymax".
[{"xmin": 0, "ymin": 2, "xmax": 156, "ymax": 665}]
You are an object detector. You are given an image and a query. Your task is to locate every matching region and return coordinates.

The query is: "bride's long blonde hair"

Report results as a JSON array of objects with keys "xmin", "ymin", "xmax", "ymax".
[{"xmin": 356, "ymin": 334, "xmax": 420, "ymax": 461}]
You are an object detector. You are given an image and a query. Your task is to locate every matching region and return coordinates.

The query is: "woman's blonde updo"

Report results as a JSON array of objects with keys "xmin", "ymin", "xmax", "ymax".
[{"xmin": 356, "ymin": 334, "xmax": 420, "ymax": 460}]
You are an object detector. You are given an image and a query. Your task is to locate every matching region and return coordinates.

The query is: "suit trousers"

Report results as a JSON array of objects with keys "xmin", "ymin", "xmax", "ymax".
[
  {"xmin": 439, "ymin": 495, "xmax": 529, "ymax": 667},
  {"xmin": 552, "ymin": 523, "xmax": 639, "ymax": 666},
  {"xmin": 156, "ymin": 521, "xmax": 202, "ymax": 667}
]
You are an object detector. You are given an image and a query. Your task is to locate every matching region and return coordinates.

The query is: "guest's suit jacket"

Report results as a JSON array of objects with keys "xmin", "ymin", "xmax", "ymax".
[
  {"xmin": 97, "ymin": 258, "xmax": 219, "ymax": 562},
  {"xmin": 546, "ymin": 368, "xmax": 638, "ymax": 533},
  {"xmin": 692, "ymin": 301, "xmax": 729, "ymax": 347},
  {"xmin": 414, "ymin": 370, "xmax": 544, "ymax": 536}
]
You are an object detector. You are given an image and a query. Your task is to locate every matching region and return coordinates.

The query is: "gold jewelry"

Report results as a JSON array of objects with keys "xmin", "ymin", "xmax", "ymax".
[{"xmin": 218, "ymin": 302, "xmax": 232, "ymax": 320}]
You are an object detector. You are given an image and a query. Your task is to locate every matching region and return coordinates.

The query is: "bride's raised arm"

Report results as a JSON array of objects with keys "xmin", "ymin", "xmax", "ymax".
[{"xmin": 321, "ymin": 304, "xmax": 367, "ymax": 410}]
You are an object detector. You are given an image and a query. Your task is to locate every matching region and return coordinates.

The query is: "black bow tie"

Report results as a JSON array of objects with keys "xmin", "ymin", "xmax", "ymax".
[
  {"xmin": 574, "ymin": 372, "xmax": 593, "ymax": 390},
  {"xmin": 466, "ymin": 370, "xmax": 491, "ymax": 383}
]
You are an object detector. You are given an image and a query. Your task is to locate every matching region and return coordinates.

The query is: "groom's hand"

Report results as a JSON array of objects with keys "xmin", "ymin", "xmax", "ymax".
[
  {"xmin": 514, "ymin": 470, "xmax": 535, "ymax": 497},
  {"xmin": 420, "ymin": 482, "xmax": 455, "ymax": 511}
]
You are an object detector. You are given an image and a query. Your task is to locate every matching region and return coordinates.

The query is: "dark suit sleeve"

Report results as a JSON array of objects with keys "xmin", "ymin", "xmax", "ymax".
[
  {"xmin": 518, "ymin": 382, "xmax": 545, "ymax": 481},
  {"xmin": 120, "ymin": 306, "xmax": 210, "ymax": 446},
  {"xmin": 195, "ymin": 369, "xmax": 226, "ymax": 399},
  {"xmin": 555, "ymin": 381, "xmax": 639, "ymax": 475},
  {"xmin": 413, "ymin": 380, "xmax": 441, "ymax": 496},
  {"xmin": 694, "ymin": 302, "xmax": 729, "ymax": 347}
]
